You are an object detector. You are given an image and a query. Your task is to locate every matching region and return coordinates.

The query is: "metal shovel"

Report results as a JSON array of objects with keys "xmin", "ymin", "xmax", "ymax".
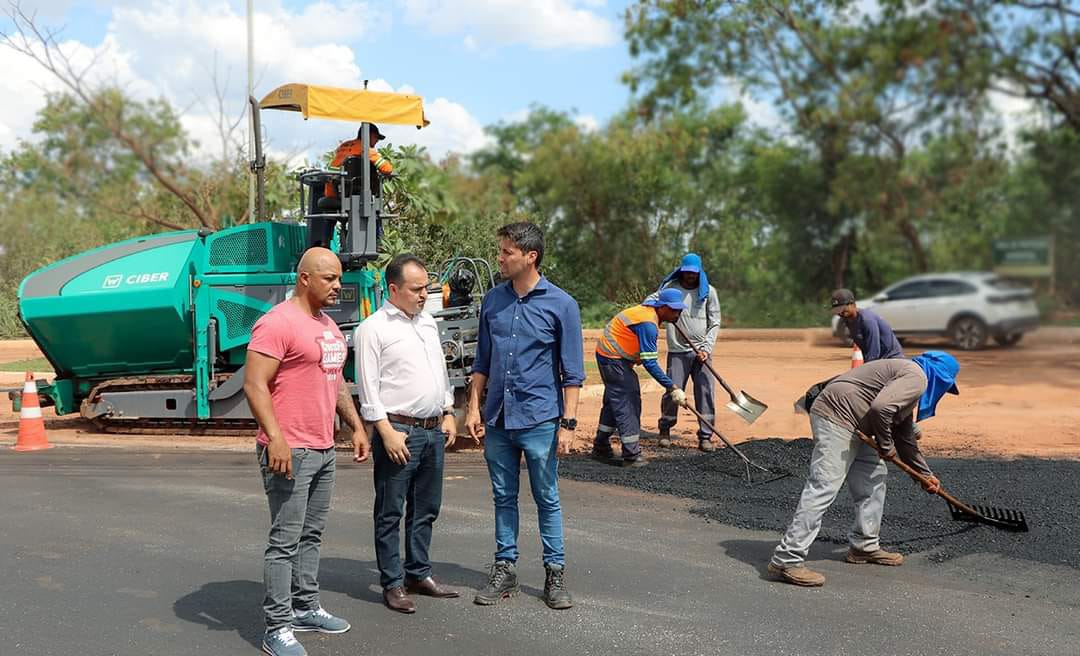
[
  {"xmin": 672, "ymin": 323, "xmax": 768, "ymax": 424},
  {"xmin": 856, "ymin": 433, "xmax": 1029, "ymax": 532}
]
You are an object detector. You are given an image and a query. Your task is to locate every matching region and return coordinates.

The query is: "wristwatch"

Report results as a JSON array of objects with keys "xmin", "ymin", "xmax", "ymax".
[
  {"xmin": 442, "ymin": 409, "xmax": 455, "ymax": 417},
  {"xmin": 559, "ymin": 417, "xmax": 577, "ymax": 431}
]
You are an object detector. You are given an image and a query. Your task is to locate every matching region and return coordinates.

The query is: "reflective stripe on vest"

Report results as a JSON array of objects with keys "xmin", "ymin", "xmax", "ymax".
[{"xmin": 596, "ymin": 305, "xmax": 659, "ymax": 362}]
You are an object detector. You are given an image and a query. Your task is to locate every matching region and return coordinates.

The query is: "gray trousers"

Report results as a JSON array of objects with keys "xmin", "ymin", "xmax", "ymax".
[
  {"xmin": 659, "ymin": 351, "xmax": 716, "ymax": 440},
  {"xmin": 257, "ymin": 444, "xmax": 336, "ymax": 632},
  {"xmin": 771, "ymin": 415, "xmax": 888, "ymax": 568}
]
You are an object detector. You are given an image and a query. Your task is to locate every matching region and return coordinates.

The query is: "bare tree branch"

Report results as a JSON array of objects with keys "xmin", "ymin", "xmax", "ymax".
[{"xmin": 1, "ymin": 1, "xmax": 219, "ymax": 229}]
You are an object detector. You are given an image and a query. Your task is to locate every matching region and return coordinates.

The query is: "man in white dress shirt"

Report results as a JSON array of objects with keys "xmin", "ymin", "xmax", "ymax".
[{"xmin": 356, "ymin": 253, "xmax": 459, "ymax": 614}]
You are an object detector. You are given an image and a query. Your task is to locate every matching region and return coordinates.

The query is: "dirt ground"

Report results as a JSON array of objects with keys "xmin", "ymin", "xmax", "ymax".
[{"xmin": 2, "ymin": 329, "xmax": 1079, "ymax": 459}]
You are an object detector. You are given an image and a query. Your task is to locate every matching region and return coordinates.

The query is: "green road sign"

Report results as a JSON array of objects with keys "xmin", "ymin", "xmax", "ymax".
[{"xmin": 992, "ymin": 237, "xmax": 1053, "ymax": 278}]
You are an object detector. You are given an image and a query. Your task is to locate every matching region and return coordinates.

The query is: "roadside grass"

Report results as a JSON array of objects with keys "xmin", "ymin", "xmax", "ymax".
[{"xmin": 0, "ymin": 357, "xmax": 50, "ymax": 372}]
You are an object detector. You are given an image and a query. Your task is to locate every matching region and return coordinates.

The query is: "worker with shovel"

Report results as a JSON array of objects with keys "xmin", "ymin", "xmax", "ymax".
[
  {"xmin": 592, "ymin": 288, "xmax": 688, "ymax": 467},
  {"xmin": 768, "ymin": 352, "xmax": 960, "ymax": 587},
  {"xmin": 650, "ymin": 253, "xmax": 722, "ymax": 452}
]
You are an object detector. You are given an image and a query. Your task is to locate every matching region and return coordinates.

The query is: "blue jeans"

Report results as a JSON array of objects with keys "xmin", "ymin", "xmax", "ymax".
[
  {"xmin": 372, "ymin": 422, "xmax": 445, "ymax": 590},
  {"xmin": 483, "ymin": 419, "xmax": 565, "ymax": 566},
  {"xmin": 257, "ymin": 444, "xmax": 336, "ymax": 632}
]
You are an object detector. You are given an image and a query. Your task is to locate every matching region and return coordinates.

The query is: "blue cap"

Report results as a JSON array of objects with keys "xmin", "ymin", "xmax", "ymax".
[
  {"xmin": 677, "ymin": 253, "xmax": 702, "ymax": 274},
  {"xmin": 643, "ymin": 288, "xmax": 687, "ymax": 311}
]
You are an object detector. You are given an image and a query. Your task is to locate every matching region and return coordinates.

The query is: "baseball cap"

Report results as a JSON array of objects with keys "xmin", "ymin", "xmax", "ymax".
[
  {"xmin": 357, "ymin": 124, "xmax": 387, "ymax": 141},
  {"xmin": 643, "ymin": 288, "xmax": 687, "ymax": 311},
  {"xmin": 828, "ymin": 289, "xmax": 856, "ymax": 314}
]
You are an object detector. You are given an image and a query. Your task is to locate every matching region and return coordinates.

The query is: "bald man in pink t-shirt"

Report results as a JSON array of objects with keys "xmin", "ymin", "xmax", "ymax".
[{"xmin": 244, "ymin": 248, "xmax": 369, "ymax": 656}]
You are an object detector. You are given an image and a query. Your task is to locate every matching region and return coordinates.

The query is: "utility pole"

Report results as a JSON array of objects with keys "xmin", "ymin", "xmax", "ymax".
[{"xmin": 247, "ymin": 0, "xmax": 256, "ymax": 223}]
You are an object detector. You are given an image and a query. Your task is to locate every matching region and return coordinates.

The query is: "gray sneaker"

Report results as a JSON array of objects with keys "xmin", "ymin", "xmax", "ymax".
[
  {"xmin": 474, "ymin": 560, "xmax": 519, "ymax": 605},
  {"xmin": 262, "ymin": 627, "xmax": 307, "ymax": 656},
  {"xmin": 291, "ymin": 606, "xmax": 351, "ymax": 634},
  {"xmin": 543, "ymin": 563, "xmax": 573, "ymax": 610}
]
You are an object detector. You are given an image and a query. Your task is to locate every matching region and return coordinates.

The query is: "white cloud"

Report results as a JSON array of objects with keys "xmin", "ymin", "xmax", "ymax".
[
  {"xmin": 0, "ymin": 0, "xmax": 489, "ymax": 161},
  {"xmin": 399, "ymin": 0, "xmax": 617, "ymax": 49},
  {"xmin": 381, "ymin": 96, "xmax": 493, "ymax": 159},
  {"xmin": 574, "ymin": 114, "xmax": 599, "ymax": 132}
]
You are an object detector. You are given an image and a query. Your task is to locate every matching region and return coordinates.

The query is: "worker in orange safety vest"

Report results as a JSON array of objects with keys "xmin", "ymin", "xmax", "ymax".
[
  {"xmin": 323, "ymin": 123, "xmax": 394, "ymax": 200},
  {"xmin": 592, "ymin": 288, "xmax": 688, "ymax": 467}
]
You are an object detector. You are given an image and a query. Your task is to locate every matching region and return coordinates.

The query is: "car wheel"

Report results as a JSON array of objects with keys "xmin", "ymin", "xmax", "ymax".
[
  {"xmin": 950, "ymin": 316, "xmax": 988, "ymax": 350},
  {"xmin": 993, "ymin": 333, "xmax": 1023, "ymax": 347}
]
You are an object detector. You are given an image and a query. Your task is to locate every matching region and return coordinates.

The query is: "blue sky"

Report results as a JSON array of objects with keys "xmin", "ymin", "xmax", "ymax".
[
  {"xmin": 1, "ymin": 1, "xmax": 1035, "ymax": 161},
  {"xmin": 1, "ymin": 1, "xmax": 641, "ymax": 160}
]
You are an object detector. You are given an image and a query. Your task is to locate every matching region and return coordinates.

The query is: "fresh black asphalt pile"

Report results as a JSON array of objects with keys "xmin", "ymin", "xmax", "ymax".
[{"xmin": 561, "ymin": 438, "xmax": 1080, "ymax": 569}]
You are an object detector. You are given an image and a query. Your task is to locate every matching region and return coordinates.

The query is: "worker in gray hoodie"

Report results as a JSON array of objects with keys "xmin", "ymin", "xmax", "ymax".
[
  {"xmin": 769, "ymin": 351, "xmax": 960, "ymax": 588},
  {"xmin": 649, "ymin": 253, "xmax": 722, "ymax": 452}
]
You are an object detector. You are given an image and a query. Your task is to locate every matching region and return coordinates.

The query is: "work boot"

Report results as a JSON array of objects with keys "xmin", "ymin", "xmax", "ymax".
[
  {"xmin": 658, "ymin": 429, "xmax": 672, "ymax": 448},
  {"xmin": 698, "ymin": 439, "xmax": 716, "ymax": 453},
  {"xmin": 767, "ymin": 562, "xmax": 826, "ymax": 587},
  {"xmin": 845, "ymin": 547, "xmax": 904, "ymax": 566},
  {"xmin": 543, "ymin": 563, "xmax": 573, "ymax": 610},
  {"xmin": 590, "ymin": 447, "xmax": 616, "ymax": 463},
  {"xmin": 291, "ymin": 606, "xmax": 351, "ymax": 633},
  {"xmin": 262, "ymin": 627, "xmax": 307, "ymax": 656},
  {"xmin": 474, "ymin": 561, "xmax": 519, "ymax": 605},
  {"xmin": 622, "ymin": 456, "xmax": 649, "ymax": 468}
]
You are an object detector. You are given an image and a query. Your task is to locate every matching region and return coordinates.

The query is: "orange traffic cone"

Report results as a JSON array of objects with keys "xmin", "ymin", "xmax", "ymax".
[
  {"xmin": 850, "ymin": 344, "xmax": 864, "ymax": 369},
  {"xmin": 13, "ymin": 372, "xmax": 52, "ymax": 451}
]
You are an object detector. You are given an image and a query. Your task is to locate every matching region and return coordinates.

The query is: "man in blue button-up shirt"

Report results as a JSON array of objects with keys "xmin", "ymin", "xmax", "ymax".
[{"xmin": 466, "ymin": 222, "xmax": 584, "ymax": 611}]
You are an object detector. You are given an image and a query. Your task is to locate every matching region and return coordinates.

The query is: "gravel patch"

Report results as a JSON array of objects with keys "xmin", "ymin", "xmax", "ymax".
[{"xmin": 561, "ymin": 438, "xmax": 1080, "ymax": 568}]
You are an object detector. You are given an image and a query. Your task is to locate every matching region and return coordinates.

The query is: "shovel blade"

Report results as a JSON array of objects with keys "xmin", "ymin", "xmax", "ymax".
[{"xmin": 725, "ymin": 391, "xmax": 768, "ymax": 425}]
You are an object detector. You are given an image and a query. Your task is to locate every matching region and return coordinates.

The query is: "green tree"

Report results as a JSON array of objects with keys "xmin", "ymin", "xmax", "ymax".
[{"xmin": 623, "ymin": 0, "xmax": 997, "ymax": 286}]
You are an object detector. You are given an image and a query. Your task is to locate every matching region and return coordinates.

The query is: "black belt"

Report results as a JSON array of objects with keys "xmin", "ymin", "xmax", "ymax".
[{"xmin": 386, "ymin": 413, "xmax": 441, "ymax": 430}]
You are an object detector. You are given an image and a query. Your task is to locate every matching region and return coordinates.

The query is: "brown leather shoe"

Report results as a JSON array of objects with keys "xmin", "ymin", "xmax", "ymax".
[
  {"xmin": 382, "ymin": 586, "xmax": 416, "ymax": 614},
  {"xmin": 405, "ymin": 576, "xmax": 460, "ymax": 598}
]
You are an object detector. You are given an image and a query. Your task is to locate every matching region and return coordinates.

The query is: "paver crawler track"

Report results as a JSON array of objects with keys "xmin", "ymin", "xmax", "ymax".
[{"xmin": 81, "ymin": 375, "xmax": 258, "ymax": 436}]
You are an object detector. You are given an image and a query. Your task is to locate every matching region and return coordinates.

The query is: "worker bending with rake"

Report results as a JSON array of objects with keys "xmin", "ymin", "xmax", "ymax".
[
  {"xmin": 592, "ymin": 288, "xmax": 688, "ymax": 467},
  {"xmin": 769, "ymin": 352, "xmax": 960, "ymax": 587}
]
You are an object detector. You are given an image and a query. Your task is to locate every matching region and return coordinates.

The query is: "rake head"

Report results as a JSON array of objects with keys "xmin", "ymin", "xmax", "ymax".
[{"xmin": 947, "ymin": 502, "xmax": 1029, "ymax": 533}]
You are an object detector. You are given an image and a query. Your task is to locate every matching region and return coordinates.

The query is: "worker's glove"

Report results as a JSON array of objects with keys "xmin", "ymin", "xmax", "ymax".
[
  {"xmin": 668, "ymin": 388, "xmax": 687, "ymax": 407},
  {"xmin": 921, "ymin": 475, "xmax": 941, "ymax": 495}
]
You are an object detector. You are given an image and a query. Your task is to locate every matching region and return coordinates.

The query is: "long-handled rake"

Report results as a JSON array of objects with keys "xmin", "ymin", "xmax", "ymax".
[
  {"xmin": 856, "ymin": 433, "xmax": 1029, "ymax": 532},
  {"xmin": 683, "ymin": 402, "xmax": 793, "ymax": 485}
]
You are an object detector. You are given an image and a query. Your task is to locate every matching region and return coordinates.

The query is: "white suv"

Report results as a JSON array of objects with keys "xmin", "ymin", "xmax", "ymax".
[{"xmin": 831, "ymin": 272, "xmax": 1039, "ymax": 350}]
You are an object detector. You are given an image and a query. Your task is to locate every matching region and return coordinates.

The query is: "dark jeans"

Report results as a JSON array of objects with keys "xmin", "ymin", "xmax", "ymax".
[
  {"xmin": 373, "ymin": 422, "xmax": 445, "ymax": 590},
  {"xmin": 257, "ymin": 444, "xmax": 336, "ymax": 633},
  {"xmin": 484, "ymin": 418, "xmax": 565, "ymax": 566},
  {"xmin": 594, "ymin": 355, "xmax": 643, "ymax": 459}
]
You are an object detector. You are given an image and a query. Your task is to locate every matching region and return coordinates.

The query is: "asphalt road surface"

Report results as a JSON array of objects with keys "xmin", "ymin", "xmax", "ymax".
[{"xmin": 2, "ymin": 448, "xmax": 1078, "ymax": 656}]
